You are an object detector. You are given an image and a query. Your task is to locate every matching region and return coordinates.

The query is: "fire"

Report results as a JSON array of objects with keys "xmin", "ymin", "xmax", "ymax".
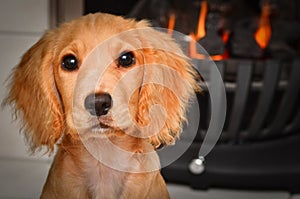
[
  {"xmin": 189, "ymin": 33, "xmax": 206, "ymax": 59},
  {"xmin": 168, "ymin": 0, "xmax": 228, "ymax": 61},
  {"xmin": 221, "ymin": 30, "xmax": 230, "ymax": 44},
  {"xmin": 168, "ymin": 13, "xmax": 176, "ymax": 35},
  {"xmin": 254, "ymin": 1, "xmax": 272, "ymax": 49},
  {"xmin": 189, "ymin": 0, "xmax": 211, "ymax": 60},
  {"xmin": 195, "ymin": 0, "xmax": 208, "ymax": 40},
  {"xmin": 189, "ymin": 0, "xmax": 228, "ymax": 61}
]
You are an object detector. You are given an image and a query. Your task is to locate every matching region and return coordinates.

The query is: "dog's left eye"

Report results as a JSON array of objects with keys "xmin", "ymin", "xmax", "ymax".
[
  {"xmin": 118, "ymin": 51, "xmax": 135, "ymax": 68},
  {"xmin": 61, "ymin": 54, "xmax": 78, "ymax": 71}
]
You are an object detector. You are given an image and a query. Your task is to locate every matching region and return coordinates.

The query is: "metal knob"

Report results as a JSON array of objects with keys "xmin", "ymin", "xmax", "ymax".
[{"xmin": 189, "ymin": 157, "xmax": 205, "ymax": 175}]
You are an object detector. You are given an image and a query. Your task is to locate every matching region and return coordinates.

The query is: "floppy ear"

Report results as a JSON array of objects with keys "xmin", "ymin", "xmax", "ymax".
[
  {"xmin": 136, "ymin": 27, "xmax": 200, "ymax": 149},
  {"xmin": 4, "ymin": 32, "xmax": 64, "ymax": 152}
]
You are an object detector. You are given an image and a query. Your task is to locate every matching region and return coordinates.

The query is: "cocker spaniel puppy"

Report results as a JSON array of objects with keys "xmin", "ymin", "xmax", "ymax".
[{"xmin": 5, "ymin": 13, "xmax": 199, "ymax": 198}]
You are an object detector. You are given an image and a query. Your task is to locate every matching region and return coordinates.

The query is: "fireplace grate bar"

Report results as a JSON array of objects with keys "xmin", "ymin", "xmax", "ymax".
[
  {"xmin": 246, "ymin": 60, "xmax": 281, "ymax": 139},
  {"xmin": 226, "ymin": 60, "xmax": 252, "ymax": 140},
  {"xmin": 262, "ymin": 59, "xmax": 300, "ymax": 137},
  {"xmin": 194, "ymin": 59, "xmax": 300, "ymax": 143}
]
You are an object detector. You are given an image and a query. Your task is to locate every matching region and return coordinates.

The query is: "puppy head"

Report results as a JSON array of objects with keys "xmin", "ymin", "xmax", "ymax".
[{"xmin": 5, "ymin": 13, "xmax": 199, "ymax": 152}]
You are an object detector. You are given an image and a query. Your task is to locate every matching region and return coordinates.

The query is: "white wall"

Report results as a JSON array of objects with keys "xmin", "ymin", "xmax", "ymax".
[
  {"xmin": 0, "ymin": 2, "xmax": 84, "ymax": 197},
  {"xmin": 0, "ymin": 0, "xmax": 51, "ymax": 160}
]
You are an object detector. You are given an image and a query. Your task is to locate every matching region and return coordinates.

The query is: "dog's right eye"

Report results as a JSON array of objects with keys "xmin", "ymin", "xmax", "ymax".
[
  {"xmin": 118, "ymin": 51, "xmax": 135, "ymax": 68},
  {"xmin": 61, "ymin": 55, "xmax": 78, "ymax": 71}
]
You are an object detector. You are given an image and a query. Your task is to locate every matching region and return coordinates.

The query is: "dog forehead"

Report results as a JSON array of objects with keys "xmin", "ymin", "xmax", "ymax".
[
  {"xmin": 54, "ymin": 14, "xmax": 145, "ymax": 58},
  {"xmin": 61, "ymin": 14, "xmax": 140, "ymax": 40}
]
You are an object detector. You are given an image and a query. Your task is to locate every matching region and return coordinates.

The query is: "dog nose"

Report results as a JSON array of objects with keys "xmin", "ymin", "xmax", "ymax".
[{"xmin": 84, "ymin": 93, "xmax": 112, "ymax": 117}]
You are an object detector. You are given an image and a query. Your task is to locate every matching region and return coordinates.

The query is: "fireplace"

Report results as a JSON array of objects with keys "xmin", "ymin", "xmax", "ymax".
[
  {"xmin": 64, "ymin": 0, "xmax": 300, "ymax": 192},
  {"xmin": 127, "ymin": 0, "xmax": 300, "ymax": 59}
]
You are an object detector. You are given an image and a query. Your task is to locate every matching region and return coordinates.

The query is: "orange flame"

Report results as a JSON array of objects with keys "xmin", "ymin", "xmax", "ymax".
[
  {"xmin": 189, "ymin": 33, "xmax": 229, "ymax": 60},
  {"xmin": 168, "ymin": 13, "xmax": 176, "ymax": 35},
  {"xmin": 189, "ymin": 3, "xmax": 229, "ymax": 61},
  {"xmin": 254, "ymin": 1, "xmax": 272, "ymax": 49},
  {"xmin": 189, "ymin": 0, "xmax": 209, "ymax": 59},
  {"xmin": 222, "ymin": 30, "xmax": 230, "ymax": 44},
  {"xmin": 189, "ymin": 33, "xmax": 206, "ymax": 59},
  {"xmin": 195, "ymin": 0, "xmax": 208, "ymax": 40},
  {"xmin": 170, "ymin": 0, "xmax": 227, "ymax": 60}
]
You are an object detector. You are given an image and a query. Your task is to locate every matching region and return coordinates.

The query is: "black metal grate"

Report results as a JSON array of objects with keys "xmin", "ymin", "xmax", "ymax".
[
  {"xmin": 195, "ymin": 59, "xmax": 300, "ymax": 143},
  {"xmin": 161, "ymin": 59, "xmax": 300, "ymax": 193}
]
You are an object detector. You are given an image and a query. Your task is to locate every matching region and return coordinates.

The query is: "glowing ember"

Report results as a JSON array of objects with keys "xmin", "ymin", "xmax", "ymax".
[
  {"xmin": 254, "ymin": 1, "xmax": 272, "ymax": 49},
  {"xmin": 221, "ymin": 30, "xmax": 230, "ymax": 44}
]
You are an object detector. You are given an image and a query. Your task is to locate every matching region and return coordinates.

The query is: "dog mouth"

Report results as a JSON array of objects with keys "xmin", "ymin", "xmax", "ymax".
[
  {"xmin": 89, "ymin": 117, "xmax": 114, "ymax": 133},
  {"xmin": 91, "ymin": 122, "xmax": 110, "ymax": 131}
]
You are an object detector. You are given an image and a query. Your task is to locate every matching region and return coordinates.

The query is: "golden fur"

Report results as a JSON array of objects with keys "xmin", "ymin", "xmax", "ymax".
[{"xmin": 5, "ymin": 13, "xmax": 199, "ymax": 198}]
